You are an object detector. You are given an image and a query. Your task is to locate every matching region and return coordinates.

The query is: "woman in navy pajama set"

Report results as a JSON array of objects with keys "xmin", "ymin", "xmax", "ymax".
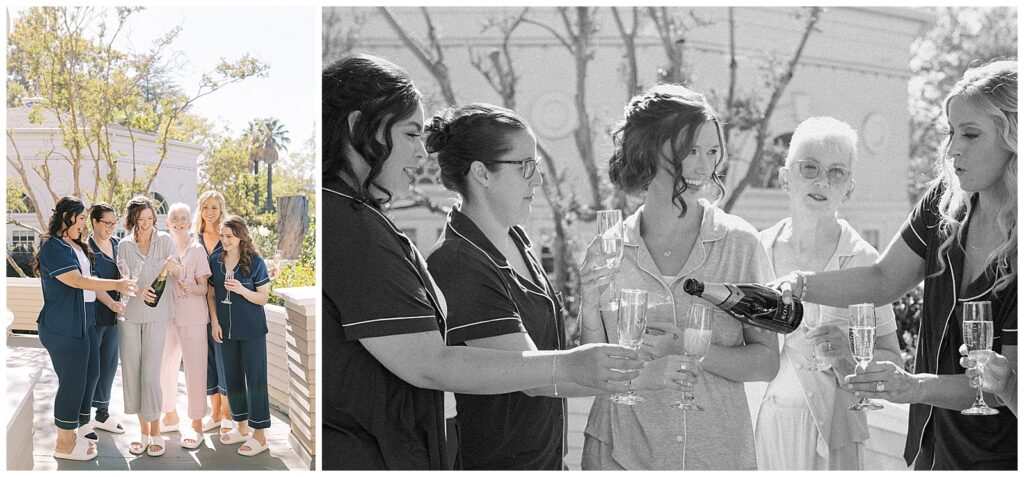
[
  {"xmin": 86, "ymin": 203, "xmax": 127, "ymax": 435},
  {"xmin": 36, "ymin": 196, "xmax": 136, "ymax": 461},
  {"xmin": 208, "ymin": 215, "xmax": 272, "ymax": 456},
  {"xmin": 195, "ymin": 190, "xmax": 232, "ymax": 434}
]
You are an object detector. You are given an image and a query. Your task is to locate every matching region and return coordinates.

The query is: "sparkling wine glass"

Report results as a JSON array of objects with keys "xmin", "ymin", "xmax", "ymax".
[
  {"xmin": 609, "ymin": 289, "xmax": 648, "ymax": 405},
  {"xmin": 115, "ymin": 258, "xmax": 139, "ymax": 321},
  {"xmin": 173, "ymin": 255, "xmax": 188, "ymax": 299},
  {"xmin": 222, "ymin": 270, "xmax": 234, "ymax": 305},
  {"xmin": 595, "ymin": 210, "xmax": 624, "ymax": 269},
  {"xmin": 671, "ymin": 304, "xmax": 714, "ymax": 411},
  {"xmin": 961, "ymin": 301, "xmax": 998, "ymax": 416},
  {"xmin": 848, "ymin": 303, "xmax": 882, "ymax": 411},
  {"xmin": 804, "ymin": 308, "xmax": 831, "ymax": 372},
  {"xmin": 272, "ymin": 249, "xmax": 284, "ymax": 279}
]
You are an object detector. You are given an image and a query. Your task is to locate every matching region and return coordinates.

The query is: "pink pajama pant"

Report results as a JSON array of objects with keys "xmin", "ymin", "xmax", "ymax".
[{"xmin": 160, "ymin": 323, "xmax": 209, "ymax": 420}]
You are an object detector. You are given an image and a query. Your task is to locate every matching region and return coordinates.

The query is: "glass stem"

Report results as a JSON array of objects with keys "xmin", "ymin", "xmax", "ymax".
[{"xmin": 974, "ymin": 365, "xmax": 986, "ymax": 407}]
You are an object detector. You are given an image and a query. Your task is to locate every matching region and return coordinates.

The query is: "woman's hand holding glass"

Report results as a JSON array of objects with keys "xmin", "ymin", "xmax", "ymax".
[
  {"xmin": 560, "ymin": 343, "xmax": 645, "ymax": 394},
  {"xmin": 805, "ymin": 322, "xmax": 852, "ymax": 370},
  {"xmin": 959, "ymin": 344, "xmax": 1014, "ymax": 399},
  {"xmin": 631, "ymin": 355, "xmax": 700, "ymax": 393},
  {"xmin": 670, "ymin": 304, "xmax": 714, "ymax": 411}
]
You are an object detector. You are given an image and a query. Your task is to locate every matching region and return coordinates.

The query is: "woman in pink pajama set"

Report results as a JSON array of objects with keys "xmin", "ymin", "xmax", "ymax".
[{"xmin": 158, "ymin": 203, "xmax": 213, "ymax": 448}]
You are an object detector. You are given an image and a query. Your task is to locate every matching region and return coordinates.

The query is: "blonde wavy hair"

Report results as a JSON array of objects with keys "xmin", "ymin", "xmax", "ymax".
[
  {"xmin": 932, "ymin": 59, "xmax": 1017, "ymax": 294},
  {"xmin": 193, "ymin": 190, "xmax": 228, "ymax": 236}
]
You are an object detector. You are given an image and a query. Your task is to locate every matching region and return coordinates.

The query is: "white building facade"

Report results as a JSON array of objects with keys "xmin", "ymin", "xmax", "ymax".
[{"xmin": 6, "ymin": 105, "xmax": 203, "ymax": 252}]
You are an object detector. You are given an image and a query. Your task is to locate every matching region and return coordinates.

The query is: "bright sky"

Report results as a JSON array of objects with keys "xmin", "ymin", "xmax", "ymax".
[{"xmin": 11, "ymin": 6, "xmax": 318, "ymax": 154}]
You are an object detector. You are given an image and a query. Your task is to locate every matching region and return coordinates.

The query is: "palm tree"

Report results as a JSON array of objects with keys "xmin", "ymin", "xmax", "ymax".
[
  {"xmin": 244, "ymin": 118, "xmax": 291, "ymax": 211},
  {"xmin": 259, "ymin": 118, "xmax": 290, "ymax": 211}
]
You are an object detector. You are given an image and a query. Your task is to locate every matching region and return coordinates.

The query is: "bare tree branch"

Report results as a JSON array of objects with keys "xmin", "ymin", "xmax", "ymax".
[
  {"xmin": 611, "ymin": 7, "xmax": 641, "ymax": 100},
  {"xmin": 379, "ymin": 7, "xmax": 458, "ymax": 105},
  {"xmin": 723, "ymin": 7, "xmax": 822, "ymax": 212},
  {"xmin": 6, "ymin": 129, "xmax": 48, "ymax": 227}
]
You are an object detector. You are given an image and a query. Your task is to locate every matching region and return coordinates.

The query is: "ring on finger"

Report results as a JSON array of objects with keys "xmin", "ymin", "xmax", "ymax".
[{"xmin": 876, "ymin": 381, "xmax": 885, "ymax": 392}]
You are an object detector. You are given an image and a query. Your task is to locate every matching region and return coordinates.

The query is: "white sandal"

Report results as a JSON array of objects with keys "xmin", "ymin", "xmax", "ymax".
[
  {"xmin": 78, "ymin": 423, "xmax": 98, "ymax": 442},
  {"xmin": 219, "ymin": 428, "xmax": 249, "ymax": 445},
  {"xmin": 219, "ymin": 419, "xmax": 235, "ymax": 435},
  {"xmin": 147, "ymin": 435, "xmax": 166, "ymax": 457},
  {"xmin": 237, "ymin": 436, "xmax": 268, "ymax": 456},
  {"xmin": 201, "ymin": 417, "xmax": 221, "ymax": 432},
  {"xmin": 54, "ymin": 435, "xmax": 97, "ymax": 461},
  {"xmin": 128, "ymin": 435, "xmax": 149, "ymax": 456},
  {"xmin": 92, "ymin": 415, "xmax": 125, "ymax": 434},
  {"xmin": 180, "ymin": 430, "xmax": 202, "ymax": 449}
]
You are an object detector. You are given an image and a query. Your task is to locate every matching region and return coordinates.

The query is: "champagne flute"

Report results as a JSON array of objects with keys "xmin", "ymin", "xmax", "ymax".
[
  {"xmin": 173, "ymin": 255, "xmax": 188, "ymax": 299},
  {"xmin": 222, "ymin": 270, "xmax": 234, "ymax": 305},
  {"xmin": 961, "ymin": 301, "xmax": 998, "ymax": 416},
  {"xmin": 848, "ymin": 303, "xmax": 882, "ymax": 411},
  {"xmin": 271, "ymin": 249, "xmax": 284, "ymax": 279},
  {"xmin": 115, "ymin": 258, "xmax": 138, "ymax": 321},
  {"xmin": 671, "ymin": 304, "xmax": 714, "ymax": 411},
  {"xmin": 609, "ymin": 289, "xmax": 648, "ymax": 405},
  {"xmin": 595, "ymin": 209, "xmax": 624, "ymax": 270},
  {"xmin": 804, "ymin": 308, "xmax": 830, "ymax": 372}
]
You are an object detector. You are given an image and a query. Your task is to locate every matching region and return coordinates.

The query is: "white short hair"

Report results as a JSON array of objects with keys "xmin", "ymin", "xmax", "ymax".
[
  {"xmin": 785, "ymin": 116, "xmax": 858, "ymax": 168},
  {"xmin": 167, "ymin": 202, "xmax": 191, "ymax": 217}
]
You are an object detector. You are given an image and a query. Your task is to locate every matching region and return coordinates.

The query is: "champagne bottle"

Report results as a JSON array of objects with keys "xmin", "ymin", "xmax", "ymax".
[
  {"xmin": 682, "ymin": 279, "xmax": 802, "ymax": 334},
  {"xmin": 145, "ymin": 268, "xmax": 169, "ymax": 308}
]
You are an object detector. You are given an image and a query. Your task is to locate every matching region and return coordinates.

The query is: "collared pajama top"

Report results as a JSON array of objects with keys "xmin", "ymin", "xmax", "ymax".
[
  {"xmin": 37, "ymin": 237, "xmax": 90, "ymax": 337},
  {"xmin": 584, "ymin": 200, "xmax": 774, "ymax": 470},
  {"xmin": 208, "ymin": 249, "xmax": 269, "ymax": 340},
  {"xmin": 426, "ymin": 208, "xmax": 567, "ymax": 470},
  {"xmin": 900, "ymin": 183, "xmax": 1016, "ymax": 470},
  {"xmin": 322, "ymin": 178, "xmax": 449, "ymax": 470},
  {"xmin": 89, "ymin": 235, "xmax": 121, "ymax": 326}
]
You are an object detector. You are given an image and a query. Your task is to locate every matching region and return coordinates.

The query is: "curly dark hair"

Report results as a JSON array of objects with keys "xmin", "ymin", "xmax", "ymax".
[
  {"xmin": 425, "ymin": 103, "xmax": 531, "ymax": 198},
  {"xmin": 323, "ymin": 54, "xmax": 422, "ymax": 207},
  {"xmin": 608, "ymin": 84, "xmax": 726, "ymax": 217},
  {"xmin": 220, "ymin": 215, "xmax": 259, "ymax": 277},
  {"xmin": 123, "ymin": 195, "xmax": 157, "ymax": 235},
  {"xmin": 34, "ymin": 196, "xmax": 93, "ymax": 276}
]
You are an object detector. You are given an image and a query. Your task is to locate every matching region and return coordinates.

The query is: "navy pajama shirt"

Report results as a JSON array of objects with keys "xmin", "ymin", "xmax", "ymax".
[{"xmin": 88, "ymin": 236, "xmax": 121, "ymax": 413}]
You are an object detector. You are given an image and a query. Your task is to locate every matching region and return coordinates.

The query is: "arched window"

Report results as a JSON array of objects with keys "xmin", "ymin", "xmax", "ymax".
[{"xmin": 149, "ymin": 192, "xmax": 168, "ymax": 215}]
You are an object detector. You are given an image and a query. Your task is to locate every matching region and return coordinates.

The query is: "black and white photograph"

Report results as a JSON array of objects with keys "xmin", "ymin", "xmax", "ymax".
[{"xmin": 321, "ymin": 5, "xmax": 1017, "ymax": 471}]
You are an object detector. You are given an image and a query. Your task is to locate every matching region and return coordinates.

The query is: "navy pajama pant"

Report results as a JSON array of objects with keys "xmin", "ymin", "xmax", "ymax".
[
  {"xmin": 221, "ymin": 337, "xmax": 270, "ymax": 429},
  {"xmin": 91, "ymin": 323, "xmax": 119, "ymax": 412},
  {"xmin": 206, "ymin": 323, "xmax": 227, "ymax": 396},
  {"xmin": 40, "ymin": 302, "xmax": 100, "ymax": 430}
]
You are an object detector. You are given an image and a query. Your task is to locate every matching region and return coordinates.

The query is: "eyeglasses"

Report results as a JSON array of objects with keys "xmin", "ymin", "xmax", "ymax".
[
  {"xmin": 96, "ymin": 219, "xmax": 117, "ymax": 227},
  {"xmin": 468, "ymin": 158, "xmax": 541, "ymax": 180},
  {"xmin": 795, "ymin": 159, "xmax": 851, "ymax": 185},
  {"xmin": 168, "ymin": 217, "xmax": 190, "ymax": 224}
]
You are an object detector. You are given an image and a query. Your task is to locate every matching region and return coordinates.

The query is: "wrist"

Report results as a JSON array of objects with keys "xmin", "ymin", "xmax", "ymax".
[{"xmin": 997, "ymin": 369, "xmax": 1017, "ymax": 404}]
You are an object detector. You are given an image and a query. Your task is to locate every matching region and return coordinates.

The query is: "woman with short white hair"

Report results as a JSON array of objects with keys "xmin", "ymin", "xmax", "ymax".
[
  {"xmin": 158, "ymin": 202, "xmax": 212, "ymax": 449},
  {"xmin": 753, "ymin": 116, "xmax": 901, "ymax": 470}
]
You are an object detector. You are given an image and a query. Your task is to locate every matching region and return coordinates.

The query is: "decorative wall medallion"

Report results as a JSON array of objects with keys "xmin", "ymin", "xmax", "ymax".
[
  {"xmin": 861, "ymin": 112, "xmax": 889, "ymax": 154},
  {"xmin": 529, "ymin": 91, "xmax": 575, "ymax": 140}
]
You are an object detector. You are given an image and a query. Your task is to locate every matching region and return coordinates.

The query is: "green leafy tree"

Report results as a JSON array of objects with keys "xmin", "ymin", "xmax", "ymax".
[
  {"xmin": 6, "ymin": 6, "xmax": 267, "ymax": 229},
  {"xmin": 907, "ymin": 7, "xmax": 1017, "ymax": 203}
]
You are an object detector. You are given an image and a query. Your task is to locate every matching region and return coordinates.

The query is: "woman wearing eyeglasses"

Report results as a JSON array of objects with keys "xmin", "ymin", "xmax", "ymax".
[
  {"xmin": 86, "ymin": 203, "xmax": 128, "ymax": 435},
  {"xmin": 751, "ymin": 117, "xmax": 901, "ymax": 470},
  {"xmin": 423, "ymin": 104, "xmax": 691, "ymax": 470}
]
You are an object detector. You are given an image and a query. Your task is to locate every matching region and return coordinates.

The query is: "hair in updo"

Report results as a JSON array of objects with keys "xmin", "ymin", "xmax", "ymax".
[
  {"xmin": 425, "ymin": 103, "xmax": 531, "ymax": 198},
  {"xmin": 608, "ymin": 84, "xmax": 726, "ymax": 217},
  {"xmin": 323, "ymin": 54, "xmax": 422, "ymax": 206}
]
